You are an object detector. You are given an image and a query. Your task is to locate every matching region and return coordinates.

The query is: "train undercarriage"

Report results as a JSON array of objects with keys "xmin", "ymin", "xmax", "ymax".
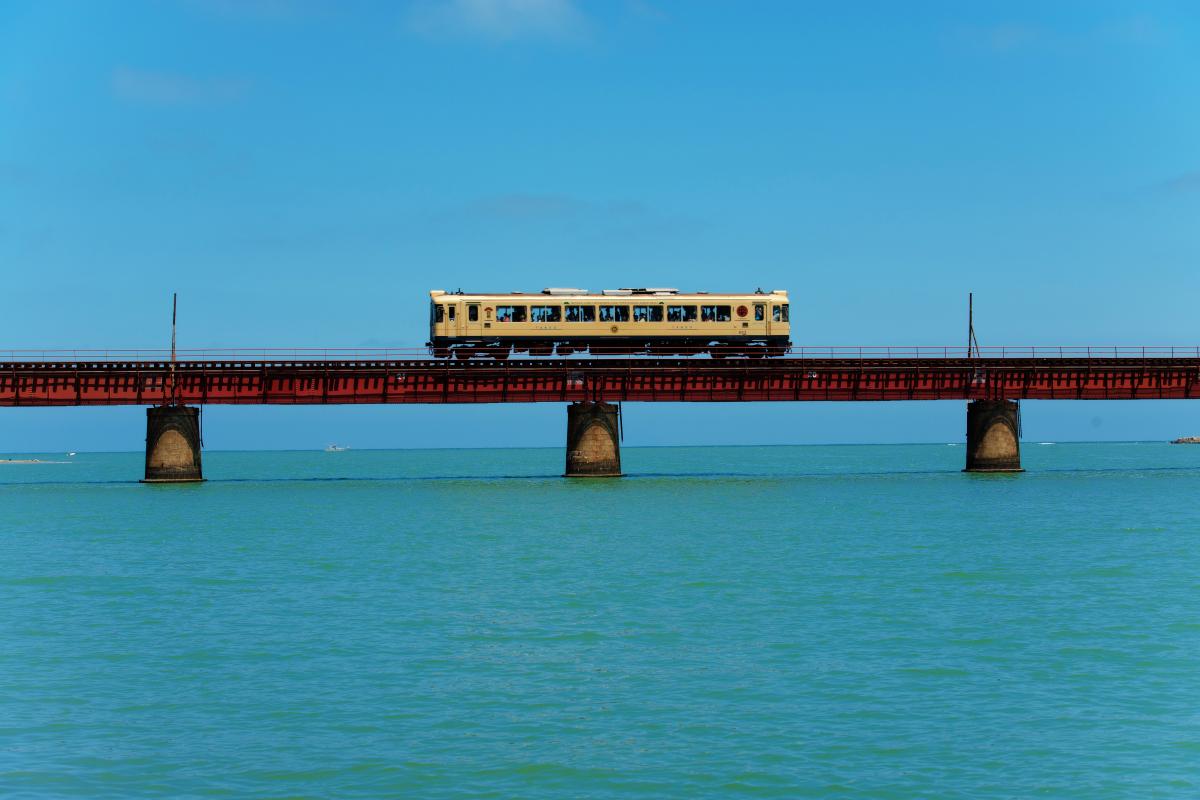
[{"xmin": 429, "ymin": 337, "xmax": 791, "ymax": 360}]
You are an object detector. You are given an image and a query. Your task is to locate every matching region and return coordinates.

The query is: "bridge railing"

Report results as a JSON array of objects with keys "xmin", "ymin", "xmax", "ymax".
[
  {"xmin": 2, "ymin": 346, "xmax": 1200, "ymax": 363},
  {"xmin": 789, "ymin": 346, "xmax": 1200, "ymax": 360},
  {"xmin": 0, "ymin": 348, "xmax": 434, "ymax": 363}
]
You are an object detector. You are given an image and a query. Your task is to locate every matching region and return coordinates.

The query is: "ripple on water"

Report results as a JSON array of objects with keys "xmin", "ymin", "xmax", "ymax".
[{"xmin": 0, "ymin": 444, "xmax": 1197, "ymax": 798}]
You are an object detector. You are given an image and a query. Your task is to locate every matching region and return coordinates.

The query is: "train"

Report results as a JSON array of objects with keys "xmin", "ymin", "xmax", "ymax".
[{"xmin": 428, "ymin": 288, "xmax": 791, "ymax": 359}]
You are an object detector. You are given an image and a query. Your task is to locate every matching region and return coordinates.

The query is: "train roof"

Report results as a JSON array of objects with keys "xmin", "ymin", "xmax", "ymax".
[{"xmin": 430, "ymin": 288, "xmax": 788, "ymax": 299}]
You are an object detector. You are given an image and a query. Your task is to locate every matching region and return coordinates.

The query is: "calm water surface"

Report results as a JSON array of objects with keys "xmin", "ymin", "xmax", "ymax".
[{"xmin": 1, "ymin": 444, "xmax": 1198, "ymax": 798}]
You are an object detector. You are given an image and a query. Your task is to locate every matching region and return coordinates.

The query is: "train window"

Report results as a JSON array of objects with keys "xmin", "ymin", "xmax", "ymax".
[
  {"xmin": 633, "ymin": 306, "xmax": 663, "ymax": 322},
  {"xmin": 599, "ymin": 306, "xmax": 630, "ymax": 323},
  {"xmin": 530, "ymin": 306, "xmax": 562, "ymax": 323},
  {"xmin": 773, "ymin": 305, "xmax": 791, "ymax": 322},
  {"xmin": 495, "ymin": 305, "xmax": 527, "ymax": 322},
  {"xmin": 565, "ymin": 305, "xmax": 595, "ymax": 322},
  {"xmin": 469, "ymin": 305, "xmax": 479, "ymax": 322},
  {"xmin": 447, "ymin": 306, "xmax": 456, "ymax": 321},
  {"xmin": 782, "ymin": 304, "xmax": 789, "ymax": 322},
  {"xmin": 667, "ymin": 305, "xmax": 697, "ymax": 322},
  {"xmin": 754, "ymin": 304, "xmax": 765, "ymax": 321},
  {"xmin": 435, "ymin": 305, "xmax": 445, "ymax": 323},
  {"xmin": 701, "ymin": 305, "xmax": 732, "ymax": 322}
]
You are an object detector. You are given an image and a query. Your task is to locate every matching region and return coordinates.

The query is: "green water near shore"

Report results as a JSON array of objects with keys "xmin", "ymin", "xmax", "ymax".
[{"xmin": 1, "ymin": 444, "xmax": 1198, "ymax": 797}]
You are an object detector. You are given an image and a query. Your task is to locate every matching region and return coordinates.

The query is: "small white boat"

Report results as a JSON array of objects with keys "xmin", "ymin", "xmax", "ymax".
[
  {"xmin": 67, "ymin": 452, "xmax": 77, "ymax": 457},
  {"xmin": 324, "ymin": 444, "xmax": 349, "ymax": 452}
]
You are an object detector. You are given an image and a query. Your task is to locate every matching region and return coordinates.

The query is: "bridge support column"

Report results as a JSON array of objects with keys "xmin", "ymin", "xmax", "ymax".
[
  {"xmin": 565, "ymin": 402, "xmax": 622, "ymax": 477},
  {"xmin": 142, "ymin": 405, "xmax": 203, "ymax": 483},
  {"xmin": 964, "ymin": 400, "xmax": 1022, "ymax": 473}
]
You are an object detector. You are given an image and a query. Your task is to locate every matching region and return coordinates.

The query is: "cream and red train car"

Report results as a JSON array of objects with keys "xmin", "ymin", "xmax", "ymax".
[{"xmin": 427, "ymin": 288, "xmax": 791, "ymax": 359}]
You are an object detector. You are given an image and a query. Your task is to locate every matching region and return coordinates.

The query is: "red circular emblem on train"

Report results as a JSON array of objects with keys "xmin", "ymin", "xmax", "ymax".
[{"xmin": 736, "ymin": 305, "xmax": 749, "ymax": 318}]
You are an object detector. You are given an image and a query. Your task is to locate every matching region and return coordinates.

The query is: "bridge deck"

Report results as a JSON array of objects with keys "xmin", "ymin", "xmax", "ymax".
[{"xmin": 4, "ymin": 358, "xmax": 1200, "ymax": 406}]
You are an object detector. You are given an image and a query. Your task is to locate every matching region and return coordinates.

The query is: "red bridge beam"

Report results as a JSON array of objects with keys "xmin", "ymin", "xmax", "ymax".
[{"xmin": 3, "ymin": 358, "xmax": 1200, "ymax": 407}]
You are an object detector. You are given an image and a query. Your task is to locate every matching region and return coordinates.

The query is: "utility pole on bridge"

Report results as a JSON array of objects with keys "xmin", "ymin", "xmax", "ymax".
[
  {"xmin": 142, "ymin": 293, "xmax": 204, "ymax": 483},
  {"xmin": 963, "ymin": 293, "xmax": 1022, "ymax": 472}
]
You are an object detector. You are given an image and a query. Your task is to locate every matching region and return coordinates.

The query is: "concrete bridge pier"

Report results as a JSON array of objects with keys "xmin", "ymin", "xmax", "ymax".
[
  {"xmin": 964, "ymin": 400, "xmax": 1023, "ymax": 473},
  {"xmin": 142, "ymin": 405, "xmax": 204, "ymax": 483},
  {"xmin": 565, "ymin": 401, "xmax": 622, "ymax": 477}
]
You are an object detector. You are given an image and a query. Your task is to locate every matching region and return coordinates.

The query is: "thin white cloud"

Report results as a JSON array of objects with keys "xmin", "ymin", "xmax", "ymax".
[
  {"xmin": 626, "ymin": 0, "xmax": 667, "ymax": 21},
  {"xmin": 182, "ymin": 0, "xmax": 328, "ymax": 22},
  {"xmin": 465, "ymin": 193, "xmax": 653, "ymax": 220},
  {"xmin": 439, "ymin": 192, "xmax": 699, "ymax": 243},
  {"xmin": 986, "ymin": 23, "xmax": 1042, "ymax": 52},
  {"xmin": 0, "ymin": 162, "xmax": 34, "ymax": 185},
  {"xmin": 949, "ymin": 17, "xmax": 1165, "ymax": 55},
  {"xmin": 950, "ymin": 23, "xmax": 1044, "ymax": 53},
  {"xmin": 1160, "ymin": 171, "xmax": 1200, "ymax": 194},
  {"xmin": 1096, "ymin": 15, "xmax": 1164, "ymax": 47},
  {"xmin": 111, "ymin": 67, "xmax": 250, "ymax": 106},
  {"xmin": 470, "ymin": 193, "xmax": 585, "ymax": 218},
  {"xmin": 405, "ymin": 0, "xmax": 588, "ymax": 43}
]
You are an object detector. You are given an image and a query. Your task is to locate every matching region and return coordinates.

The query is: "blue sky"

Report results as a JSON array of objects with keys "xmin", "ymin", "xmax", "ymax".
[{"xmin": 2, "ymin": 0, "xmax": 1199, "ymax": 451}]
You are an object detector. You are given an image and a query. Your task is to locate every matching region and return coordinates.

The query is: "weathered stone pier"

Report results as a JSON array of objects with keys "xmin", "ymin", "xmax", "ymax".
[
  {"xmin": 143, "ymin": 405, "xmax": 204, "ymax": 482},
  {"xmin": 964, "ymin": 399, "xmax": 1022, "ymax": 473},
  {"xmin": 564, "ymin": 401, "xmax": 622, "ymax": 477}
]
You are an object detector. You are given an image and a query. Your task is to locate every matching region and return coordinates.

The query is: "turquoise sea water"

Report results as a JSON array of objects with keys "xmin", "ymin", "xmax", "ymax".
[{"xmin": 1, "ymin": 443, "xmax": 1198, "ymax": 798}]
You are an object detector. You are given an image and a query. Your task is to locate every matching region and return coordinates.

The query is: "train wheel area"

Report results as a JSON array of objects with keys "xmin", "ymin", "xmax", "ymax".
[{"xmin": 438, "ymin": 341, "xmax": 789, "ymax": 360}]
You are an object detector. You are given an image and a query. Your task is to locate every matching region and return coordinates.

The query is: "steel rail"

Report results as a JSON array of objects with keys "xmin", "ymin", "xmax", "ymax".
[{"xmin": 4, "ymin": 345, "xmax": 1200, "ymax": 363}]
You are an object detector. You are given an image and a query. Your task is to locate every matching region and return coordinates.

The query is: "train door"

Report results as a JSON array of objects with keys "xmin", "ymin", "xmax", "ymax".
[
  {"xmin": 465, "ymin": 303, "xmax": 482, "ymax": 339},
  {"xmin": 756, "ymin": 303, "xmax": 769, "ymax": 336}
]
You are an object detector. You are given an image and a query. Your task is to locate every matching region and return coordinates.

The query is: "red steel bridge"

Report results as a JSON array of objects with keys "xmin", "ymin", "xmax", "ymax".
[
  {"xmin": 5, "ymin": 347, "xmax": 1200, "ymax": 406},
  {"xmin": 5, "ymin": 346, "xmax": 1200, "ymax": 479}
]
